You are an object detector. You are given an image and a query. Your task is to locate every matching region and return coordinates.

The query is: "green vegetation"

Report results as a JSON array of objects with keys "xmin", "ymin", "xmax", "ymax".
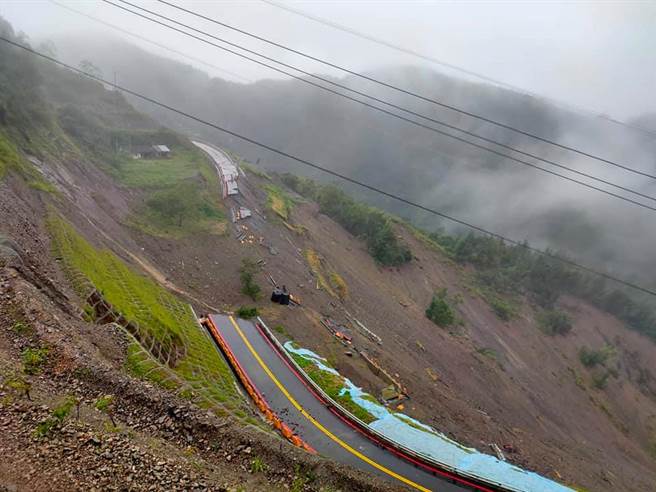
[
  {"xmin": 428, "ymin": 231, "xmax": 656, "ymax": 342},
  {"xmin": 592, "ymin": 371, "xmax": 610, "ymax": 390},
  {"xmin": 94, "ymin": 395, "xmax": 116, "ymax": 426},
  {"xmin": 35, "ymin": 396, "xmax": 76, "ymax": 438},
  {"xmin": 11, "ymin": 321, "xmax": 31, "ymax": 335},
  {"xmin": 304, "ymin": 249, "xmax": 348, "ymax": 300},
  {"xmin": 282, "ymin": 174, "xmax": 411, "ymax": 267},
  {"xmin": 264, "ymin": 184, "xmax": 294, "ymax": 220},
  {"xmin": 0, "ymin": 132, "xmax": 22, "ymax": 178},
  {"xmin": 273, "ymin": 324, "xmax": 287, "ymax": 336},
  {"xmin": 48, "ymin": 214, "xmax": 252, "ymax": 421},
  {"xmin": 110, "ymin": 147, "xmax": 215, "ymax": 189},
  {"xmin": 305, "ymin": 249, "xmax": 334, "ymax": 296},
  {"xmin": 489, "ymin": 296, "xmax": 517, "ymax": 321},
  {"xmin": 578, "ymin": 345, "xmax": 616, "ymax": 391},
  {"xmin": 109, "ymin": 147, "xmax": 226, "ymax": 238},
  {"xmin": 537, "ymin": 309, "xmax": 572, "ymax": 336},
  {"xmin": 240, "ymin": 258, "xmax": 262, "ymax": 301},
  {"xmin": 579, "ymin": 345, "xmax": 615, "ymax": 368},
  {"xmin": 241, "ymin": 162, "xmax": 271, "ymax": 180},
  {"xmin": 477, "ymin": 347, "xmax": 499, "ymax": 360},
  {"xmin": 329, "ymin": 272, "xmax": 348, "ymax": 301},
  {"xmin": 426, "ymin": 288, "xmax": 456, "ymax": 328},
  {"xmin": 236, "ymin": 306, "xmax": 259, "ymax": 319},
  {"xmin": 3, "ymin": 373, "xmax": 31, "ymax": 400},
  {"xmin": 21, "ymin": 347, "xmax": 48, "ymax": 374},
  {"xmin": 289, "ymin": 353, "xmax": 376, "ymax": 424},
  {"xmin": 139, "ymin": 182, "xmax": 225, "ymax": 237},
  {"xmin": 0, "ymin": 131, "xmax": 56, "ymax": 192},
  {"xmin": 250, "ymin": 456, "xmax": 268, "ymax": 474},
  {"xmin": 0, "ymin": 19, "xmax": 51, "ymax": 134}
]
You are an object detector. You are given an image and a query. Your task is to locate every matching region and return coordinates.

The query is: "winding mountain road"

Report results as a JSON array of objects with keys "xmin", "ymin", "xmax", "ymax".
[{"xmin": 207, "ymin": 314, "xmax": 479, "ymax": 492}]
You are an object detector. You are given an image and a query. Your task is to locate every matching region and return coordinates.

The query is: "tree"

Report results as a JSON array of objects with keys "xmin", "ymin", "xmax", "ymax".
[
  {"xmin": 426, "ymin": 288, "xmax": 455, "ymax": 327},
  {"xmin": 147, "ymin": 187, "xmax": 194, "ymax": 227}
]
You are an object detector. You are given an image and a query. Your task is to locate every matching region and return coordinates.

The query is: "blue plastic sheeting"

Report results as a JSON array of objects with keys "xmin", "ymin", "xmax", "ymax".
[{"xmin": 284, "ymin": 342, "xmax": 573, "ymax": 492}]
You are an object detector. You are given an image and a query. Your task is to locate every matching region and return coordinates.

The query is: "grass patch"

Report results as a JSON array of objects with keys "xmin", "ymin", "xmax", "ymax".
[
  {"xmin": 305, "ymin": 249, "xmax": 348, "ymax": 300},
  {"xmin": 273, "ymin": 324, "xmax": 287, "ymax": 336},
  {"xmin": 241, "ymin": 162, "xmax": 271, "ymax": 180},
  {"xmin": 109, "ymin": 148, "xmax": 213, "ymax": 189},
  {"xmin": 0, "ymin": 132, "xmax": 23, "ymax": 178},
  {"xmin": 328, "ymin": 272, "xmax": 348, "ymax": 301},
  {"xmin": 48, "ymin": 214, "xmax": 252, "ymax": 421},
  {"xmin": 265, "ymin": 184, "xmax": 294, "ymax": 220},
  {"xmin": 476, "ymin": 347, "xmax": 498, "ymax": 360},
  {"xmin": 109, "ymin": 147, "xmax": 226, "ymax": 238},
  {"xmin": 488, "ymin": 296, "xmax": 518, "ymax": 321},
  {"xmin": 250, "ymin": 456, "xmax": 268, "ymax": 474},
  {"xmin": 290, "ymin": 353, "xmax": 376, "ymax": 424},
  {"xmin": 21, "ymin": 347, "xmax": 48, "ymax": 375},
  {"xmin": 0, "ymin": 132, "xmax": 55, "ymax": 192}
]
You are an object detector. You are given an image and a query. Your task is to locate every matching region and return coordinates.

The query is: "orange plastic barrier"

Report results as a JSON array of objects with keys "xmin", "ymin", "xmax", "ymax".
[{"xmin": 202, "ymin": 317, "xmax": 315, "ymax": 454}]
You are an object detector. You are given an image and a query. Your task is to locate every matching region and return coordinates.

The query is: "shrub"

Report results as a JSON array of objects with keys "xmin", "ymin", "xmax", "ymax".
[
  {"xmin": 236, "ymin": 306, "xmax": 259, "ymax": 319},
  {"xmin": 34, "ymin": 396, "xmax": 77, "ymax": 437},
  {"xmin": 489, "ymin": 297, "xmax": 516, "ymax": 321},
  {"xmin": 592, "ymin": 371, "xmax": 610, "ymax": 389},
  {"xmin": 579, "ymin": 345, "xmax": 615, "ymax": 368},
  {"xmin": 4, "ymin": 373, "xmax": 31, "ymax": 400},
  {"xmin": 95, "ymin": 395, "xmax": 116, "ymax": 426},
  {"xmin": 537, "ymin": 309, "xmax": 572, "ymax": 335},
  {"xmin": 240, "ymin": 258, "xmax": 261, "ymax": 301},
  {"xmin": 426, "ymin": 288, "xmax": 456, "ymax": 327},
  {"xmin": 21, "ymin": 347, "xmax": 48, "ymax": 374}
]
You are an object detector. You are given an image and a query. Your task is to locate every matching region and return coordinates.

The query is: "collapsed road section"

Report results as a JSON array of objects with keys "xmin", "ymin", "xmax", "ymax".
[{"xmin": 203, "ymin": 314, "xmax": 482, "ymax": 492}]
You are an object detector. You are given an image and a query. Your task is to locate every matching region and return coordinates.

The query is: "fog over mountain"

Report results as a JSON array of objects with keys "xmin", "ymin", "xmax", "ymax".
[{"xmin": 45, "ymin": 33, "xmax": 656, "ymax": 289}]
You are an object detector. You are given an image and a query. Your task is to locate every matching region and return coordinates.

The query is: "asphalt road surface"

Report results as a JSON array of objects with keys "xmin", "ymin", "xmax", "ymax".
[{"xmin": 207, "ymin": 314, "xmax": 476, "ymax": 492}]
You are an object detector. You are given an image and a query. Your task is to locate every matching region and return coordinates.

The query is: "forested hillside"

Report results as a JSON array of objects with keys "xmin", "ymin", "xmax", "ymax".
[{"xmin": 49, "ymin": 34, "xmax": 656, "ymax": 292}]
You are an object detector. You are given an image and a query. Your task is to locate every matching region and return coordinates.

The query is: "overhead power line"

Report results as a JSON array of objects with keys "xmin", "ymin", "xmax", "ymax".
[
  {"xmin": 259, "ymin": 0, "xmax": 656, "ymax": 144},
  {"xmin": 101, "ymin": 0, "xmax": 656, "ymax": 213},
  {"xmin": 3, "ymin": 35, "xmax": 655, "ymax": 299},
  {"xmin": 157, "ymin": 0, "xmax": 656, "ymax": 181},
  {"xmin": 48, "ymin": 0, "xmax": 252, "ymax": 83}
]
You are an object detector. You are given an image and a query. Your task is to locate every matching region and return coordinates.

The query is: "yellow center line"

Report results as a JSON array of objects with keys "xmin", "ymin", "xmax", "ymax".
[{"xmin": 226, "ymin": 316, "xmax": 431, "ymax": 492}]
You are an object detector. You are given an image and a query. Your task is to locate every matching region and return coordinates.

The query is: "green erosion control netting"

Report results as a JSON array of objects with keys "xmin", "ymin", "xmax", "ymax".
[{"xmin": 48, "ymin": 214, "xmax": 256, "ymax": 424}]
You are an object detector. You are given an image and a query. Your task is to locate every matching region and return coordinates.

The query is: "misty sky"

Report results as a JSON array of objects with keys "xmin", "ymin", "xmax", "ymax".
[{"xmin": 1, "ymin": 0, "xmax": 655, "ymax": 120}]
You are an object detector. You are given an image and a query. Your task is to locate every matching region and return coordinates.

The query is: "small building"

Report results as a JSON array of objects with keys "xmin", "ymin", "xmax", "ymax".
[
  {"xmin": 131, "ymin": 144, "xmax": 171, "ymax": 159},
  {"xmin": 131, "ymin": 144, "xmax": 155, "ymax": 159},
  {"xmin": 152, "ymin": 144, "xmax": 171, "ymax": 158}
]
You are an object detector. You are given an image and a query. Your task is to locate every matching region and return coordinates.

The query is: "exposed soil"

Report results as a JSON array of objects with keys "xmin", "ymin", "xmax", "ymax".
[
  {"xmin": 127, "ymin": 167, "xmax": 656, "ymax": 492},
  {"xmin": 2, "ymin": 139, "xmax": 656, "ymax": 491},
  {"xmin": 0, "ymin": 165, "xmax": 400, "ymax": 491}
]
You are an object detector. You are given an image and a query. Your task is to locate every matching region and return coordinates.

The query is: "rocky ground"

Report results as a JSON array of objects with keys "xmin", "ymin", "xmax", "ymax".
[{"xmin": 0, "ymin": 175, "xmax": 400, "ymax": 492}]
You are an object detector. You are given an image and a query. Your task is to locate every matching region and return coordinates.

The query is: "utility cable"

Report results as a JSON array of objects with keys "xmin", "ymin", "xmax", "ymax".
[
  {"xmin": 259, "ymin": 0, "xmax": 656, "ymax": 145},
  {"xmin": 101, "ymin": 0, "xmax": 656, "ymax": 212},
  {"xmin": 158, "ymin": 0, "xmax": 656, "ymax": 180},
  {"xmin": 48, "ymin": 0, "xmax": 252, "ymax": 83},
  {"xmin": 2, "ymin": 35, "xmax": 655, "ymax": 298}
]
